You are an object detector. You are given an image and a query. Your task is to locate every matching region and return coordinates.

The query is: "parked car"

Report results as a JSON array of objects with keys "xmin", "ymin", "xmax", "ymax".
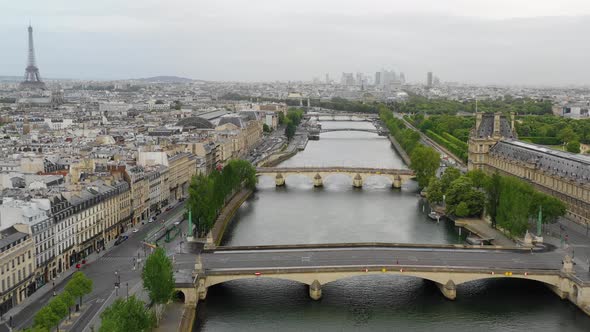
[{"xmin": 114, "ymin": 235, "xmax": 129, "ymax": 246}]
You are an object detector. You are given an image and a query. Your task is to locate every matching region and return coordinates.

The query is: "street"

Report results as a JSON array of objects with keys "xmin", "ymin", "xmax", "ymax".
[{"xmin": 1, "ymin": 202, "xmax": 187, "ymax": 332}]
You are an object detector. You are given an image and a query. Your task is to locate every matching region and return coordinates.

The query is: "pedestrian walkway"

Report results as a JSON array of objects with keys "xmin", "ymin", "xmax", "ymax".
[
  {"xmin": 454, "ymin": 218, "xmax": 514, "ymax": 247},
  {"xmin": 155, "ymin": 302, "xmax": 185, "ymax": 332}
]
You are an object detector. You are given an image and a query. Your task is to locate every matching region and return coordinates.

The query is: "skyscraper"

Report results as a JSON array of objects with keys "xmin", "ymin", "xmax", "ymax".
[
  {"xmin": 20, "ymin": 25, "xmax": 46, "ymax": 90},
  {"xmin": 374, "ymin": 72, "xmax": 381, "ymax": 86}
]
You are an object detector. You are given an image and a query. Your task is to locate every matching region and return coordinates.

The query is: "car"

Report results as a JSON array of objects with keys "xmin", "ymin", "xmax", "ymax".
[
  {"xmin": 132, "ymin": 228, "xmax": 139, "ymax": 233},
  {"xmin": 114, "ymin": 235, "xmax": 129, "ymax": 246},
  {"xmin": 173, "ymin": 221, "xmax": 180, "ymax": 226},
  {"xmin": 165, "ymin": 206, "xmax": 172, "ymax": 211}
]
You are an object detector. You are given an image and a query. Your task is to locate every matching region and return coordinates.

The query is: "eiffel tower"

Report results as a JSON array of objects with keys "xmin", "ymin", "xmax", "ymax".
[{"xmin": 20, "ymin": 25, "xmax": 46, "ymax": 90}]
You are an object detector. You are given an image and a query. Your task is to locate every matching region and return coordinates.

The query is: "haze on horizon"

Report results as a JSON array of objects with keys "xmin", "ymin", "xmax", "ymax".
[{"xmin": 2, "ymin": 0, "xmax": 590, "ymax": 86}]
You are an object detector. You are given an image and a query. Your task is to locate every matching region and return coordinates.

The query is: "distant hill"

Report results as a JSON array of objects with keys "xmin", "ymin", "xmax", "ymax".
[
  {"xmin": 0, "ymin": 76, "xmax": 23, "ymax": 82},
  {"xmin": 134, "ymin": 76, "xmax": 194, "ymax": 83}
]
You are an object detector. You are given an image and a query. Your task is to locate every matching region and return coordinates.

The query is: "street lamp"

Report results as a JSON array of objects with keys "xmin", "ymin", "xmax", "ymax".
[{"xmin": 114, "ymin": 270, "xmax": 120, "ymax": 296}]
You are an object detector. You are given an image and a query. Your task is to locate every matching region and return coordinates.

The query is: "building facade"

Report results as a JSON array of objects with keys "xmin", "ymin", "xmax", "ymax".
[
  {"xmin": 468, "ymin": 112, "xmax": 590, "ymax": 226},
  {"xmin": 0, "ymin": 224, "xmax": 35, "ymax": 314}
]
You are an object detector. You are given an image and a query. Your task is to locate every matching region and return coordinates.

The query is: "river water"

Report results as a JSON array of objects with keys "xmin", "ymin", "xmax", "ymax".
[{"xmin": 195, "ymin": 121, "xmax": 590, "ymax": 332}]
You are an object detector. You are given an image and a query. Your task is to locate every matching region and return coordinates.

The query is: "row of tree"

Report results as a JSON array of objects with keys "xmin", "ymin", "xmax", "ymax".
[
  {"xmin": 392, "ymin": 95, "xmax": 553, "ymax": 115},
  {"xmin": 28, "ymin": 272, "xmax": 93, "ymax": 332},
  {"xmin": 427, "ymin": 168, "xmax": 566, "ymax": 236},
  {"xmin": 379, "ymin": 107, "xmax": 440, "ymax": 188},
  {"xmin": 187, "ymin": 159, "xmax": 257, "ymax": 237},
  {"xmin": 280, "ymin": 108, "xmax": 304, "ymax": 141}
]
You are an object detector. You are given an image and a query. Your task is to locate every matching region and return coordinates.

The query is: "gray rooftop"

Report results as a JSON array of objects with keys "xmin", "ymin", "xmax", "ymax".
[{"xmin": 490, "ymin": 140, "xmax": 590, "ymax": 183}]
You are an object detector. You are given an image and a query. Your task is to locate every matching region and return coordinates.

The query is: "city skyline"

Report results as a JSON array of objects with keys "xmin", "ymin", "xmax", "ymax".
[{"xmin": 2, "ymin": 1, "xmax": 590, "ymax": 85}]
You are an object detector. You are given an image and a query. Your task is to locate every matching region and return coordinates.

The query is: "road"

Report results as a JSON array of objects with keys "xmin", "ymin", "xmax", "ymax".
[
  {"xmin": 201, "ymin": 246, "xmax": 567, "ymax": 273},
  {"xmin": 393, "ymin": 113, "xmax": 467, "ymax": 171},
  {"xmin": 6, "ymin": 202, "xmax": 187, "ymax": 332}
]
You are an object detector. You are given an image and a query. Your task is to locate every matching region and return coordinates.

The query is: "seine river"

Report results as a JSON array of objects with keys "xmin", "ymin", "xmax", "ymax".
[{"xmin": 195, "ymin": 121, "xmax": 590, "ymax": 332}]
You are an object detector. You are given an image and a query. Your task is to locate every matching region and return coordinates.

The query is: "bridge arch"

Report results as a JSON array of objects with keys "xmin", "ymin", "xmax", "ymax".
[{"xmin": 203, "ymin": 270, "xmax": 562, "ymax": 302}]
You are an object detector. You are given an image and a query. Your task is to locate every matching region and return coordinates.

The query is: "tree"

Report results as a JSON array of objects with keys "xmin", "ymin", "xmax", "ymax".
[
  {"xmin": 426, "ymin": 177, "xmax": 443, "ymax": 204},
  {"xmin": 263, "ymin": 123, "xmax": 271, "ymax": 133},
  {"xmin": 410, "ymin": 145, "xmax": 440, "ymax": 188},
  {"xmin": 65, "ymin": 272, "xmax": 93, "ymax": 309},
  {"xmin": 285, "ymin": 122, "xmax": 296, "ymax": 141},
  {"xmin": 142, "ymin": 247, "xmax": 174, "ymax": 324},
  {"xmin": 34, "ymin": 306, "xmax": 60, "ymax": 331},
  {"xmin": 566, "ymin": 140, "xmax": 581, "ymax": 153},
  {"xmin": 278, "ymin": 112, "xmax": 285, "ymax": 125},
  {"xmin": 496, "ymin": 177, "xmax": 531, "ymax": 236},
  {"xmin": 445, "ymin": 176, "xmax": 485, "ymax": 217},
  {"xmin": 455, "ymin": 202, "xmax": 470, "ymax": 217},
  {"xmin": 465, "ymin": 169, "xmax": 489, "ymax": 189},
  {"xmin": 557, "ymin": 126, "xmax": 578, "ymax": 143},
  {"xmin": 440, "ymin": 167, "xmax": 461, "ymax": 189},
  {"xmin": 100, "ymin": 296, "xmax": 155, "ymax": 332},
  {"xmin": 59, "ymin": 291, "xmax": 75, "ymax": 320},
  {"xmin": 485, "ymin": 172, "xmax": 502, "ymax": 228}
]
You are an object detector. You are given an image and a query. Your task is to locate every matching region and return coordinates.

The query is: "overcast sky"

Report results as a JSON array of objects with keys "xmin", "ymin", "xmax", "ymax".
[{"xmin": 2, "ymin": 0, "xmax": 590, "ymax": 85}]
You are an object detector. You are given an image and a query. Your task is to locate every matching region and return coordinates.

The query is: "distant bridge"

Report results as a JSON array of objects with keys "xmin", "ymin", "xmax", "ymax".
[
  {"xmin": 175, "ymin": 244, "xmax": 590, "ymax": 317},
  {"xmin": 256, "ymin": 167, "xmax": 414, "ymax": 188},
  {"xmin": 319, "ymin": 128, "xmax": 379, "ymax": 134},
  {"xmin": 305, "ymin": 113, "xmax": 379, "ymax": 122}
]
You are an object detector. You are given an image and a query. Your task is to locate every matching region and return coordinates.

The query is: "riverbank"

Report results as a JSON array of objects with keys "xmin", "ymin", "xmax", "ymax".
[
  {"xmin": 454, "ymin": 218, "xmax": 515, "ymax": 247},
  {"xmin": 387, "ymin": 134, "xmax": 412, "ymax": 166},
  {"xmin": 206, "ymin": 189, "xmax": 253, "ymax": 248}
]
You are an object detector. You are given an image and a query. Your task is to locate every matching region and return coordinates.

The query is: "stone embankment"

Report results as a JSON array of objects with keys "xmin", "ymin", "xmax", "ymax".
[
  {"xmin": 387, "ymin": 134, "xmax": 411, "ymax": 166},
  {"xmin": 206, "ymin": 189, "xmax": 253, "ymax": 248}
]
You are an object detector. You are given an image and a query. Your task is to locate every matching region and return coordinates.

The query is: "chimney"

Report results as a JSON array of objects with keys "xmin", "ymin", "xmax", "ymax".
[
  {"xmin": 493, "ymin": 112, "xmax": 502, "ymax": 138},
  {"xmin": 510, "ymin": 112, "xmax": 515, "ymax": 134},
  {"xmin": 475, "ymin": 113, "xmax": 483, "ymax": 131}
]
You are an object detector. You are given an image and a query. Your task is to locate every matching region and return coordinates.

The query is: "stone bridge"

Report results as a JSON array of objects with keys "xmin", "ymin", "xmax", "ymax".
[
  {"xmin": 305, "ymin": 113, "xmax": 379, "ymax": 122},
  {"xmin": 256, "ymin": 167, "xmax": 414, "ymax": 188},
  {"xmin": 319, "ymin": 128, "xmax": 380, "ymax": 134},
  {"xmin": 177, "ymin": 244, "xmax": 590, "ymax": 317}
]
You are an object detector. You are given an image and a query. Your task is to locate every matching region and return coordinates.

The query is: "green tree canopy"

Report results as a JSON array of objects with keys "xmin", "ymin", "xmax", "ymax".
[
  {"xmin": 65, "ymin": 272, "xmax": 93, "ymax": 307},
  {"xmin": 187, "ymin": 159, "xmax": 257, "ymax": 236},
  {"xmin": 99, "ymin": 296, "xmax": 155, "ymax": 332},
  {"xmin": 440, "ymin": 167, "xmax": 461, "ymax": 189},
  {"xmin": 142, "ymin": 247, "xmax": 174, "ymax": 324},
  {"xmin": 285, "ymin": 122, "xmax": 296, "ymax": 141},
  {"xmin": 142, "ymin": 248, "xmax": 174, "ymax": 305},
  {"xmin": 566, "ymin": 140, "xmax": 581, "ymax": 153},
  {"xmin": 34, "ymin": 306, "xmax": 60, "ymax": 331},
  {"xmin": 445, "ymin": 176, "xmax": 485, "ymax": 217},
  {"xmin": 410, "ymin": 145, "xmax": 440, "ymax": 188},
  {"xmin": 426, "ymin": 177, "xmax": 443, "ymax": 204}
]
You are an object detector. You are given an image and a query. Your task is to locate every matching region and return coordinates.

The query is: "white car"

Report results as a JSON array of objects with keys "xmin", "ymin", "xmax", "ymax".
[{"xmin": 132, "ymin": 228, "xmax": 139, "ymax": 233}]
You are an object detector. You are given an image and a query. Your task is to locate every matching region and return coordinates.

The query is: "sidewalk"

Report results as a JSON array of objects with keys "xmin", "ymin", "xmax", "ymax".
[
  {"xmin": 543, "ymin": 218, "xmax": 590, "ymax": 276},
  {"xmin": 0, "ymin": 240, "xmax": 113, "ymax": 328},
  {"xmin": 454, "ymin": 218, "xmax": 514, "ymax": 247}
]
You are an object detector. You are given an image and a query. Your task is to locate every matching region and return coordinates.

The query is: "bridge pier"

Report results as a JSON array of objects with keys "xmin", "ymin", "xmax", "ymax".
[
  {"xmin": 392, "ymin": 175, "xmax": 402, "ymax": 189},
  {"xmin": 437, "ymin": 280, "xmax": 457, "ymax": 300},
  {"xmin": 275, "ymin": 173, "xmax": 285, "ymax": 187},
  {"xmin": 353, "ymin": 173, "xmax": 363, "ymax": 188},
  {"xmin": 197, "ymin": 278, "xmax": 208, "ymax": 300},
  {"xmin": 309, "ymin": 280, "xmax": 322, "ymax": 300},
  {"xmin": 313, "ymin": 173, "xmax": 323, "ymax": 187}
]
